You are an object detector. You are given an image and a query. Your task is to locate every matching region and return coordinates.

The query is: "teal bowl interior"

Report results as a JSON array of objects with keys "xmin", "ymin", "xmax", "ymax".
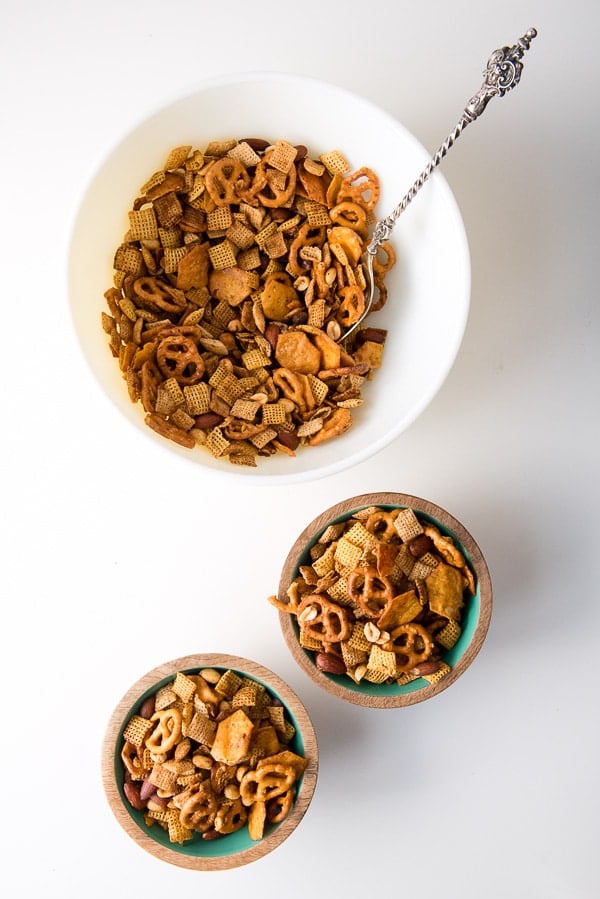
[{"xmin": 114, "ymin": 665, "xmax": 308, "ymax": 859}]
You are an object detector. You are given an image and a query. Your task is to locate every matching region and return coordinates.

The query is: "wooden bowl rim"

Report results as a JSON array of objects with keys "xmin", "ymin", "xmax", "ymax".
[
  {"xmin": 102, "ymin": 653, "xmax": 318, "ymax": 870},
  {"xmin": 278, "ymin": 492, "xmax": 492, "ymax": 709}
]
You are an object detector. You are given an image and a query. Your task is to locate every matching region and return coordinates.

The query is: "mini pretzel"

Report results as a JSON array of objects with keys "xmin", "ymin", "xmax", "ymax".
[
  {"xmin": 288, "ymin": 224, "xmax": 326, "ymax": 276},
  {"xmin": 239, "ymin": 763, "xmax": 296, "ymax": 805},
  {"xmin": 179, "ymin": 785, "xmax": 218, "ymax": 832},
  {"xmin": 386, "ymin": 623, "xmax": 434, "ymax": 673},
  {"xmin": 146, "ymin": 708, "xmax": 182, "ymax": 754},
  {"xmin": 214, "ymin": 798, "xmax": 247, "ymax": 834},
  {"xmin": 372, "ymin": 241, "xmax": 396, "ymax": 275},
  {"xmin": 205, "ymin": 158, "xmax": 250, "ymax": 206},
  {"xmin": 121, "ymin": 742, "xmax": 144, "ymax": 778},
  {"xmin": 337, "ymin": 167, "xmax": 380, "ymax": 211},
  {"xmin": 296, "ymin": 594, "xmax": 353, "ymax": 643},
  {"xmin": 329, "ymin": 200, "xmax": 368, "ymax": 236},
  {"xmin": 266, "ymin": 788, "xmax": 294, "ymax": 823},
  {"xmin": 273, "ymin": 368, "xmax": 316, "ymax": 411},
  {"xmin": 347, "ymin": 565, "xmax": 394, "ymax": 619},
  {"xmin": 335, "ymin": 285, "xmax": 365, "ymax": 327},
  {"xmin": 254, "ymin": 152, "xmax": 297, "ymax": 207},
  {"xmin": 365, "ymin": 509, "xmax": 399, "ymax": 542},
  {"xmin": 133, "ymin": 276, "xmax": 185, "ymax": 314},
  {"xmin": 156, "ymin": 333, "xmax": 205, "ymax": 385}
]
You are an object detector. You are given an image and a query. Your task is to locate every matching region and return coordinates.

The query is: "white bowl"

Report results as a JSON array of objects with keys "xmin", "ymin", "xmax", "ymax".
[{"xmin": 68, "ymin": 72, "xmax": 470, "ymax": 484}]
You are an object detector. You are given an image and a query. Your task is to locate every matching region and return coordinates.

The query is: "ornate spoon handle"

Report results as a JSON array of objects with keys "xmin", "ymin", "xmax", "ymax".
[{"xmin": 367, "ymin": 27, "xmax": 537, "ymax": 255}]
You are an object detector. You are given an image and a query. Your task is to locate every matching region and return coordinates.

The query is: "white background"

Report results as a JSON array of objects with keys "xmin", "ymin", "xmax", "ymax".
[{"xmin": 2, "ymin": 1, "xmax": 598, "ymax": 897}]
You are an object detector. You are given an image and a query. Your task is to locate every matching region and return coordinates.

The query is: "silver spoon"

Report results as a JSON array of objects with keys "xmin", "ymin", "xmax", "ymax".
[{"xmin": 341, "ymin": 27, "xmax": 538, "ymax": 343}]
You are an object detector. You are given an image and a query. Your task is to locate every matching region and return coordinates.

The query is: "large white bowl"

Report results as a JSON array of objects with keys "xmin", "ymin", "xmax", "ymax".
[{"xmin": 68, "ymin": 72, "xmax": 470, "ymax": 484}]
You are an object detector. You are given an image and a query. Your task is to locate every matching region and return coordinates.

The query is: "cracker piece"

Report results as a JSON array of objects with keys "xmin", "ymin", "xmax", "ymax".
[
  {"xmin": 393, "ymin": 543, "xmax": 416, "ymax": 577},
  {"xmin": 164, "ymin": 145, "xmax": 191, "ymax": 169},
  {"xmin": 320, "ymin": 149, "xmax": 350, "ymax": 175},
  {"xmin": 207, "ymin": 205, "xmax": 233, "ymax": 232},
  {"xmin": 168, "ymin": 818, "xmax": 193, "ymax": 846},
  {"xmin": 215, "ymin": 669, "xmax": 243, "ymax": 698},
  {"xmin": 368, "ymin": 644, "xmax": 397, "ymax": 679},
  {"xmin": 212, "ymin": 301, "xmax": 237, "ymax": 328},
  {"xmin": 242, "ymin": 348, "xmax": 271, "ymax": 370},
  {"xmin": 394, "ymin": 508, "xmax": 424, "ymax": 542},
  {"xmin": 311, "ymin": 543, "xmax": 336, "ymax": 576},
  {"xmin": 154, "ymin": 685, "xmax": 177, "ymax": 710},
  {"xmin": 334, "ymin": 536, "xmax": 363, "ymax": 572},
  {"xmin": 122, "ymin": 715, "xmax": 153, "ymax": 748},
  {"xmin": 163, "ymin": 246, "xmax": 188, "ymax": 273},
  {"xmin": 363, "ymin": 666, "xmax": 390, "ymax": 684},
  {"xmin": 265, "ymin": 230, "xmax": 288, "ymax": 259},
  {"xmin": 296, "ymin": 419, "xmax": 322, "ymax": 438},
  {"xmin": 183, "ymin": 382, "xmax": 210, "ymax": 416},
  {"xmin": 251, "ymin": 427, "xmax": 277, "ymax": 449},
  {"xmin": 211, "ymin": 709, "xmax": 254, "ymax": 765},
  {"xmin": 185, "ymin": 711, "xmax": 217, "ymax": 746},
  {"xmin": 396, "ymin": 672, "xmax": 420, "ymax": 686},
  {"xmin": 205, "ymin": 427, "xmax": 231, "ymax": 457},
  {"xmin": 215, "ymin": 374, "xmax": 246, "ymax": 404},
  {"xmin": 411, "ymin": 554, "xmax": 439, "ymax": 580},
  {"xmin": 161, "ymin": 377, "xmax": 185, "ymax": 408},
  {"xmin": 128, "ymin": 206, "xmax": 159, "ymax": 241},
  {"xmin": 347, "ymin": 622, "xmax": 372, "ymax": 653},
  {"xmin": 377, "ymin": 590, "xmax": 422, "ymax": 630},
  {"xmin": 228, "ymin": 140, "xmax": 261, "ymax": 167},
  {"xmin": 207, "ymin": 359, "xmax": 230, "ymax": 387},
  {"xmin": 141, "ymin": 170, "xmax": 166, "ymax": 194},
  {"xmin": 114, "ymin": 244, "xmax": 145, "ymax": 276},
  {"xmin": 255, "ymin": 220, "xmax": 279, "ymax": 249},
  {"xmin": 343, "ymin": 521, "xmax": 379, "ymax": 551},
  {"xmin": 228, "ymin": 399, "xmax": 259, "ymax": 422},
  {"xmin": 262, "ymin": 402, "xmax": 288, "ymax": 425},
  {"xmin": 337, "ymin": 397, "xmax": 363, "ymax": 409},
  {"xmin": 302, "ymin": 200, "xmax": 331, "ymax": 227},
  {"xmin": 317, "ymin": 522, "xmax": 346, "ymax": 544},
  {"xmin": 327, "ymin": 576, "xmax": 351, "ymax": 604},
  {"xmin": 226, "ymin": 221, "xmax": 256, "ymax": 249},
  {"xmin": 209, "ymin": 240, "xmax": 237, "ymax": 270},
  {"xmin": 268, "ymin": 140, "xmax": 298, "ymax": 173},
  {"xmin": 436, "ymin": 619, "xmax": 462, "ymax": 650},
  {"xmin": 425, "ymin": 563, "xmax": 465, "ymax": 620},
  {"xmin": 278, "ymin": 213, "xmax": 302, "ymax": 233},
  {"xmin": 204, "ymin": 138, "xmax": 238, "ymax": 157},
  {"xmin": 237, "ymin": 247, "xmax": 262, "ymax": 270},
  {"xmin": 422, "ymin": 661, "xmax": 452, "ymax": 684},
  {"xmin": 241, "ymin": 202, "xmax": 264, "ymax": 230},
  {"xmin": 341, "ymin": 641, "xmax": 368, "ymax": 668},
  {"xmin": 299, "ymin": 628, "xmax": 324, "ymax": 651},
  {"xmin": 232, "ymin": 682, "xmax": 260, "ymax": 708},
  {"xmin": 172, "ymin": 672, "xmax": 197, "ymax": 703},
  {"xmin": 149, "ymin": 762, "xmax": 179, "ymax": 794}
]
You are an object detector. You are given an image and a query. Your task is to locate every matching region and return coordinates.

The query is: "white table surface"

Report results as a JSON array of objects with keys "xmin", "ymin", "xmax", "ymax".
[{"xmin": 2, "ymin": 1, "xmax": 599, "ymax": 897}]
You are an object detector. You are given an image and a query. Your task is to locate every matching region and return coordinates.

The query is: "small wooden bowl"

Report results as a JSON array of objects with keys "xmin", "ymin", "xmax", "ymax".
[
  {"xmin": 277, "ymin": 492, "xmax": 492, "ymax": 709},
  {"xmin": 102, "ymin": 653, "xmax": 318, "ymax": 870}
]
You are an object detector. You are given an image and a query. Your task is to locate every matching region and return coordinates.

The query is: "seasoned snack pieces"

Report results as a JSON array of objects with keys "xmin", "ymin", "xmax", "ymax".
[
  {"xmin": 102, "ymin": 138, "xmax": 395, "ymax": 466},
  {"xmin": 270, "ymin": 505, "xmax": 476, "ymax": 687},
  {"xmin": 120, "ymin": 668, "xmax": 308, "ymax": 844}
]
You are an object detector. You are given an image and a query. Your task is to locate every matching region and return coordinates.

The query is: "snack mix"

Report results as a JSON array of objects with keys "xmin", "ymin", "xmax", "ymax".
[
  {"xmin": 269, "ymin": 506, "xmax": 476, "ymax": 686},
  {"xmin": 120, "ymin": 668, "xmax": 308, "ymax": 844},
  {"xmin": 102, "ymin": 139, "xmax": 395, "ymax": 466}
]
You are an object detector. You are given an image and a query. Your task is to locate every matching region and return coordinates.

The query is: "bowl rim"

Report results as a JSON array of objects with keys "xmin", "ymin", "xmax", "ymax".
[
  {"xmin": 277, "ymin": 492, "xmax": 492, "ymax": 708},
  {"xmin": 67, "ymin": 70, "xmax": 471, "ymax": 486},
  {"xmin": 101, "ymin": 652, "xmax": 318, "ymax": 870}
]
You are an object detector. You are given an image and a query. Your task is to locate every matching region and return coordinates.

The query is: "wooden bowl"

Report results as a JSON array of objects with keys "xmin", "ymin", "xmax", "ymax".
[
  {"xmin": 102, "ymin": 653, "xmax": 318, "ymax": 870},
  {"xmin": 277, "ymin": 492, "xmax": 492, "ymax": 708}
]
